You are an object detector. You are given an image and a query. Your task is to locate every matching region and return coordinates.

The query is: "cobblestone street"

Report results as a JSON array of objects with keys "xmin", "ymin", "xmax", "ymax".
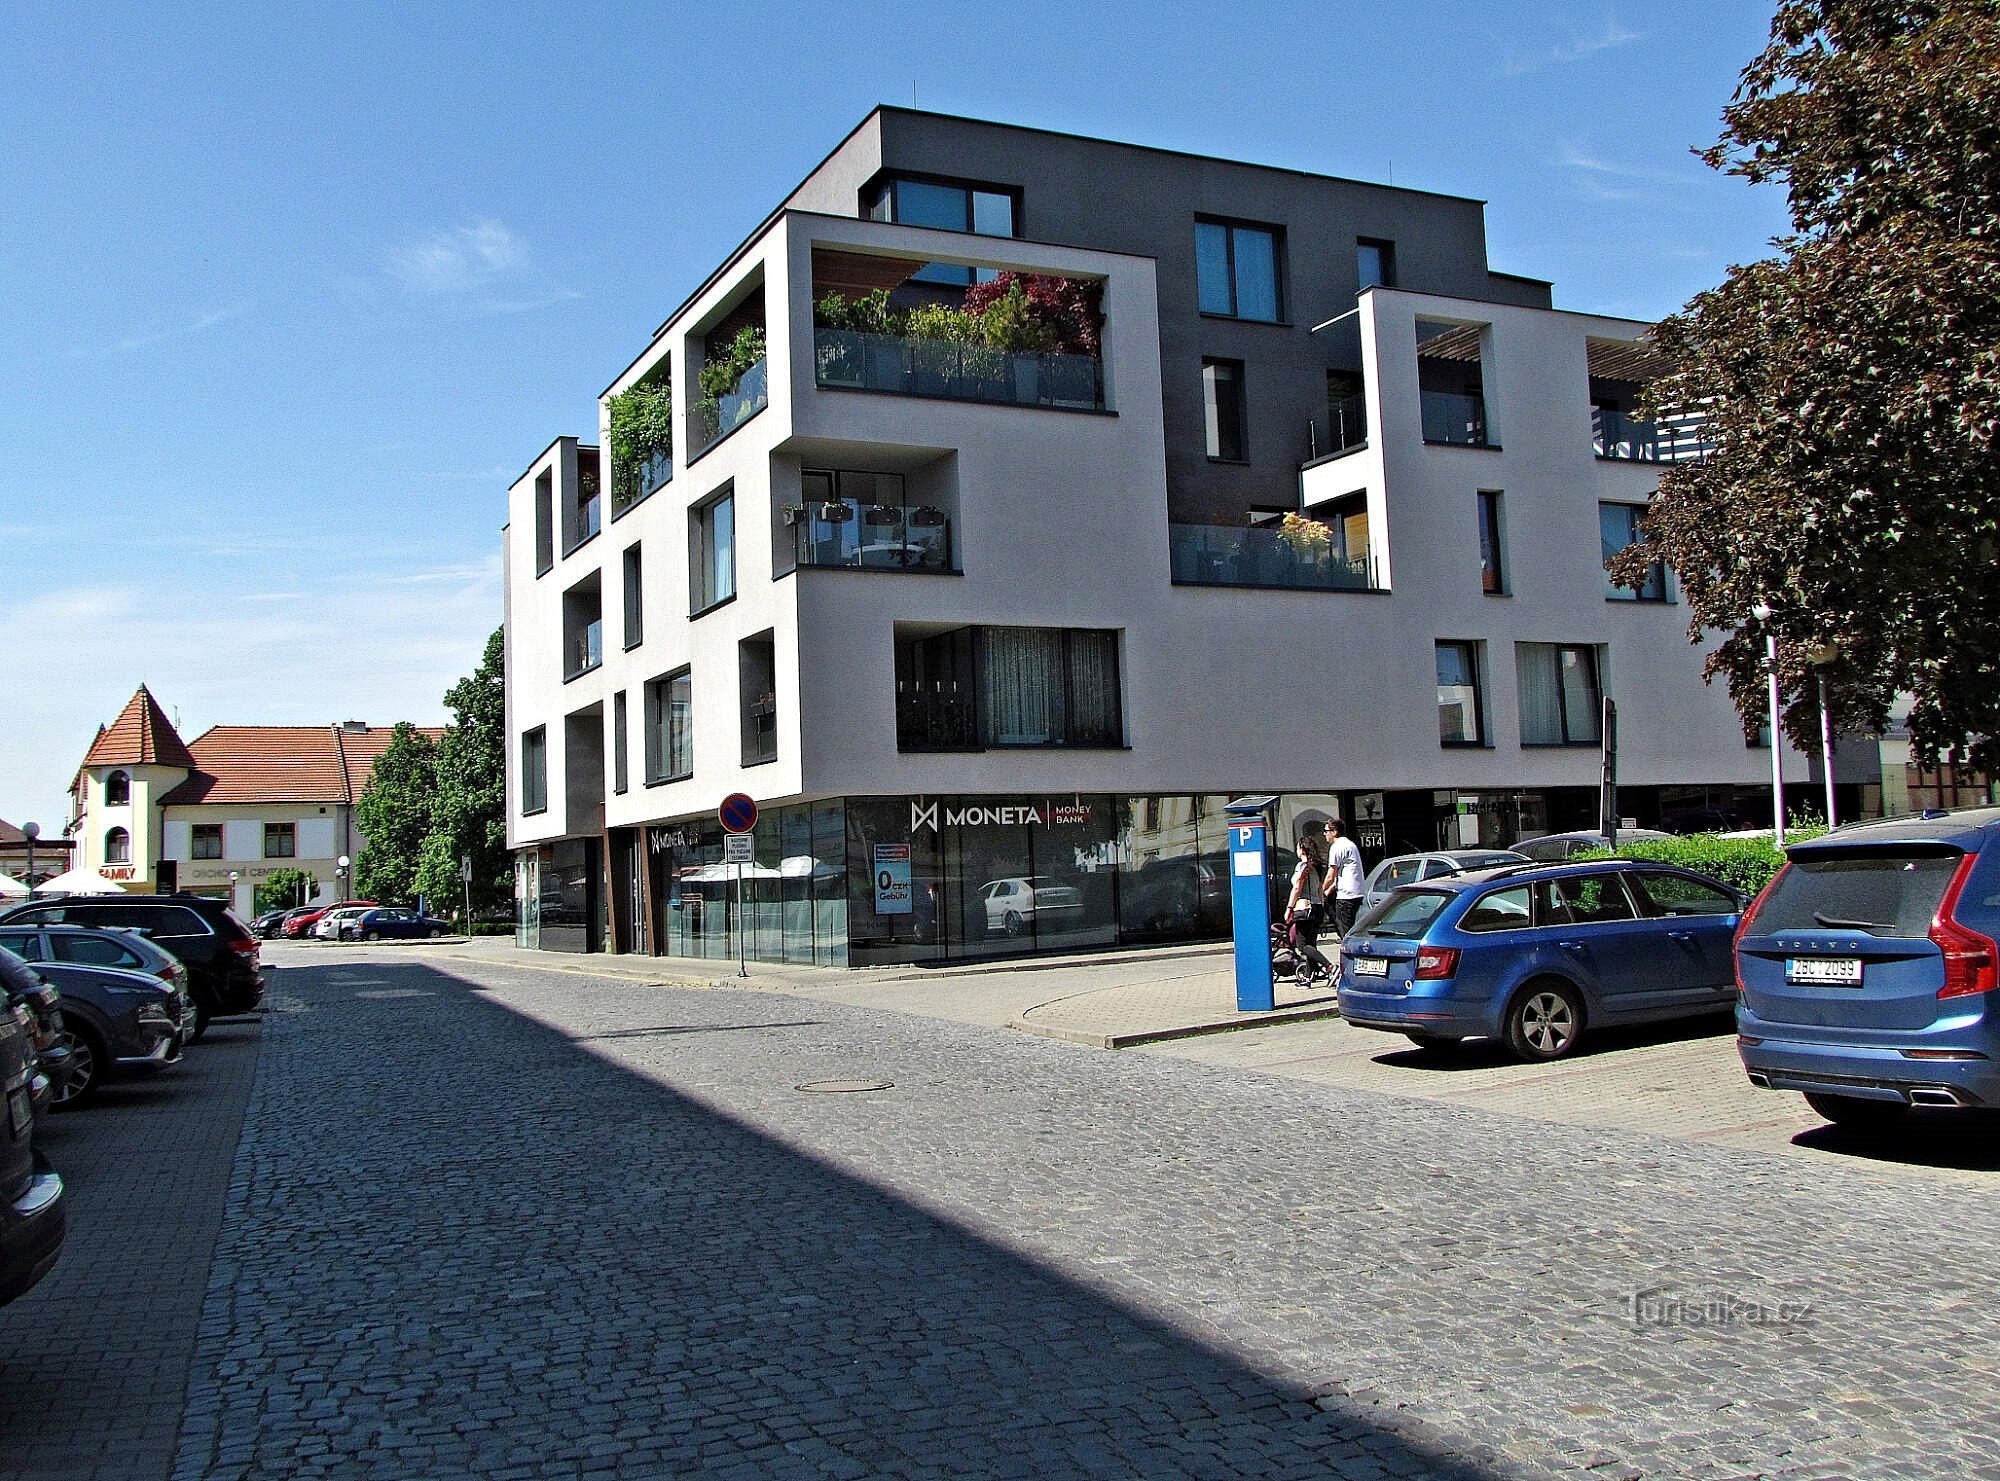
[{"xmin": 14, "ymin": 950, "xmax": 2000, "ymax": 1478}]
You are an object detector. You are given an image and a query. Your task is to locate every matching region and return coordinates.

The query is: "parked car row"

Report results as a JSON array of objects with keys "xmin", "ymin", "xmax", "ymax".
[
  {"xmin": 252, "ymin": 902, "xmax": 453, "ymax": 943},
  {"xmin": 1333, "ymin": 806, "xmax": 2000, "ymax": 1137},
  {"xmin": 0, "ymin": 892, "xmax": 268, "ymax": 1307}
]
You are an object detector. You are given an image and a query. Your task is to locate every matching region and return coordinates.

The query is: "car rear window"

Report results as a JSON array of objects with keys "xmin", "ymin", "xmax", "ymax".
[
  {"xmin": 53, "ymin": 935, "xmax": 141, "ymax": 969},
  {"xmin": 1355, "ymin": 889, "xmax": 1453, "ymax": 939},
  {"xmin": 1753, "ymin": 849, "xmax": 1963, "ymax": 938}
]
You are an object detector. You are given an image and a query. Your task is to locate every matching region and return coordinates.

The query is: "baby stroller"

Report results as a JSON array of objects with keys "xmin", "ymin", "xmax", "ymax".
[{"xmin": 1271, "ymin": 918, "xmax": 1338, "ymax": 990}]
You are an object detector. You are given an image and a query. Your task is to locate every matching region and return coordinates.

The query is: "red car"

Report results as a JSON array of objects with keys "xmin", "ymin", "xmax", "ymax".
[{"xmin": 281, "ymin": 902, "xmax": 377, "ymax": 939}]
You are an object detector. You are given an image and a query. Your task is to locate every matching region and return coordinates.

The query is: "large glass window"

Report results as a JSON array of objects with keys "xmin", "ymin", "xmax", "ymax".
[
  {"xmin": 1600, "ymin": 502, "xmax": 1669, "ymax": 601},
  {"xmin": 1436, "ymin": 641, "xmax": 1484, "ymax": 746},
  {"xmin": 520, "ymin": 727, "xmax": 548, "ymax": 814},
  {"xmin": 690, "ymin": 491, "xmax": 735, "ymax": 614},
  {"xmin": 1194, "ymin": 219, "xmax": 1282, "ymax": 321},
  {"xmin": 611, "ymin": 691, "xmax": 629, "ymax": 795},
  {"xmin": 191, "ymin": 824, "xmax": 223, "ymax": 860},
  {"xmin": 644, "ymin": 670, "xmax": 693, "ymax": 783},
  {"xmin": 1202, "ymin": 359, "xmax": 1246, "ymax": 460},
  {"xmin": 868, "ymin": 176, "xmax": 1019, "ymax": 285},
  {"xmin": 263, "ymin": 823, "xmax": 295, "ymax": 859},
  {"xmin": 896, "ymin": 627, "xmax": 1122, "ymax": 751},
  {"xmin": 1517, "ymin": 643, "xmax": 1602, "ymax": 745}
]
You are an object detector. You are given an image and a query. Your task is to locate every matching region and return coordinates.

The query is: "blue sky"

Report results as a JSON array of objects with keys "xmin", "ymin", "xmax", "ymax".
[{"xmin": 0, "ymin": 0, "xmax": 1788, "ymax": 830}]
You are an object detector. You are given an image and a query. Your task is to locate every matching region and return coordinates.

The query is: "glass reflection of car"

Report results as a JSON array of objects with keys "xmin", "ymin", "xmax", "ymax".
[
  {"xmin": 1123, "ymin": 848, "xmax": 1301, "ymax": 937},
  {"xmin": 978, "ymin": 877, "xmax": 1084, "ymax": 937},
  {"xmin": 1359, "ymin": 849, "xmax": 1531, "ymax": 912},
  {"xmin": 1338, "ymin": 860, "xmax": 1743, "ymax": 1060},
  {"xmin": 1511, "ymin": 829, "xmax": 1674, "ymax": 862},
  {"xmin": 1735, "ymin": 807, "xmax": 2000, "ymax": 1130}
]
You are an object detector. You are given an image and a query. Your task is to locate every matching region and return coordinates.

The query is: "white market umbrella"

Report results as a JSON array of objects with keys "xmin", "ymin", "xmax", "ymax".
[
  {"xmin": 779, "ymin": 854, "xmax": 841, "ymax": 880},
  {"xmin": 0, "ymin": 872, "xmax": 27, "ymax": 897},
  {"xmin": 33, "ymin": 866, "xmax": 127, "ymax": 896},
  {"xmin": 680, "ymin": 861, "xmax": 784, "ymax": 884}
]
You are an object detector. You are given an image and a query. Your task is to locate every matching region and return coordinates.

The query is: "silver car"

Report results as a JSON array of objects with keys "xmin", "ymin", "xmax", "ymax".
[{"xmin": 1359, "ymin": 848, "xmax": 1531, "ymax": 912}]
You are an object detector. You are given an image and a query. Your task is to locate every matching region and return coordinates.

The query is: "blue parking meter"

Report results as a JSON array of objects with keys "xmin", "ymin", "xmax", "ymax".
[{"xmin": 1225, "ymin": 796, "xmax": 1277, "ymax": 1011}]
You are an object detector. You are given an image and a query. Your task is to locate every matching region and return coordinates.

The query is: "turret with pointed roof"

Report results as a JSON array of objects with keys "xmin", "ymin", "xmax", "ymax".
[{"xmin": 81, "ymin": 686, "xmax": 197, "ymax": 771}]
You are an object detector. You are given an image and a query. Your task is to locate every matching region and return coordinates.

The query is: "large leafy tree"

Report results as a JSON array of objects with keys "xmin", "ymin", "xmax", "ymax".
[
  {"xmin": 413, "ymin": 628, "xmax": 510, "ymax": 919},
  {"xmin": 353, "ymin": 723, "xmax": 439, "ymax": 903},
  {"xmin": 1614, "ymin": 1, "xmax": 2000, "ymax": 764}
]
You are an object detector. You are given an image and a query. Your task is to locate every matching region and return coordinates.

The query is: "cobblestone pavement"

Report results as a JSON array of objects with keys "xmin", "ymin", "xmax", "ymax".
[
  {"xmin": 0, "ymin": 1018, "xmax": 262, "ymax": 1481},
  {"xmin": 167, "ymin": 954, "xmax": 2000, "ymax": 1479}
]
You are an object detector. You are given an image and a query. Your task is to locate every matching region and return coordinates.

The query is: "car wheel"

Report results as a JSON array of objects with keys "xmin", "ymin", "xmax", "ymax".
[
  {"xmin": 1003, "ymin": 909, "xmax": 1026, "ymax": 938},
  {"xmin": 1804, "ymin": 1092, "xmax": 1911, "ymax": 1131},
  {"xmin": 53, "ymin": 1027, "xmax": 105, "ymax": 1110},
  {"xmin": 1403, "ymin": 1031, "xmax": 1461, "ymax": 1052},
  {"xmin": 1505, "ymin": 981, "xmax": 1583, "ymax": 1061},
  {"xmin": 362, "ymin": 930, "xmax": 380, "ymax": 942}
]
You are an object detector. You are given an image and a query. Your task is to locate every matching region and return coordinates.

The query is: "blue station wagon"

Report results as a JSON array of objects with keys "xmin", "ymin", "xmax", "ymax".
[
  {"xmin": 1338, "ymin": 859, "xmax": 1743, "ymax": 1060},
  {"xmin": 1736, "ymin": 806, "xmax": 2000, "ymax": 1128}
]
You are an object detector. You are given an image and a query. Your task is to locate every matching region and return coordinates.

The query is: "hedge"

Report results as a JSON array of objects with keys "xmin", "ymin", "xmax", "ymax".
[{"xmin": 1570, "ymin": 829, "xmax": 1824, "ymax": 897}]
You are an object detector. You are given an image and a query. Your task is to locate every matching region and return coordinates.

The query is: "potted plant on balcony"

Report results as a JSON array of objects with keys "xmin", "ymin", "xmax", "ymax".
[
  {"xmin": 909, "ymin": 505, "xmax": 946, "ymax": 527},
  {"xmin": 818, "ymin": 498, "xmax": 854, "ymax": 523},
  {"xmin": 605, "ymin": 373, "xmax": 673, "ymax": 509},
  {"xmin": 781, "ymin": 503, "xmax": 806, "ymax": 525},
  {"xmin": 864, "ymin": 505, "xmax": 902, "ymax": 527},
  {"xmin": 696, "ymin": 325, "xmax": 767, "ymax": 442}
]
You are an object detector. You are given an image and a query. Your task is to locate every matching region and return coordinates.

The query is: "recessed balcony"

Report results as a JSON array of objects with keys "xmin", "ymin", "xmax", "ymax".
[
  {"xmin": 786, "ymin": 500, "xmax": 955, "ymax": 573},
  {"xmin": 1168, "ymin": 522, "xmax": 1379, "ymax": 592}
]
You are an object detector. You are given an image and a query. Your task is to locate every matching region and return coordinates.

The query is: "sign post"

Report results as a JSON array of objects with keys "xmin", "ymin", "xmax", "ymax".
[
  {"xmin": 460, "ymin": 854, "xmax": 473, "ymax": 934},
  {"xmin": 1224, "ymin": 795, "xmax": 1278, "ymax": 1012},
  {"xmin": 719, "ymin": 794, "xmax": 758, "ymax": 977}
]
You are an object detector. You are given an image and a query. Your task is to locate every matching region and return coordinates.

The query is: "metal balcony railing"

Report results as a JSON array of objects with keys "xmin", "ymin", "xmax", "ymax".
[
  {"xmin": 692, "ymin": 358, "xmax": 769, "ymax": 454},
  {"xmin": 566, "ymin": 620, "xmax": 602, "ymax": 680},
  {"xmin": 1421, "ymin": 390, "xmax": 1489, "ymax": 447},
  {"xmin": 1592, "ymin": 406, "xmax": 1710, "ymax": 463},
  {"xmin": 895, "ymin": 681, "xmax": 979, "ymax": 751},
  {"xmin": 791, "ymin": 501, "xmax": 954, "ymax": 572}
]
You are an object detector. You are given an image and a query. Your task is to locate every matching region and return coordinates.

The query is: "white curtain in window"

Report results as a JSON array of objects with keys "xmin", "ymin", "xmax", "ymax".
[
  {"xmin": 1561, "ymin": 647, "xmax": 1600, "ymax": 742},
  {"xmin": 1517, "ymin": 644, "xmax": 1562, "ymax": 744},
  {"xmin": 983, "ymin": 628, "xmax": 1066, "ymax": 744}
]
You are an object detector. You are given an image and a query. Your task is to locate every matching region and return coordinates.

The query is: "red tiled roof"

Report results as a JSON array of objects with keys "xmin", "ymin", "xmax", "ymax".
[
  {"xmin": 159, "ymin": 724, "xmax": 446, "ymax": 807},
  {"xmin": 81, "ymin": 687, "xmax": 196, "ymax": 770}
]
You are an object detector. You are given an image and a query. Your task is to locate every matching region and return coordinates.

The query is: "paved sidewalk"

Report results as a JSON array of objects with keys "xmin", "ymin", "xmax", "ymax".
[{"xmin": 370, "ymin": 933, "xmax": 1312, "ymax": 1047}]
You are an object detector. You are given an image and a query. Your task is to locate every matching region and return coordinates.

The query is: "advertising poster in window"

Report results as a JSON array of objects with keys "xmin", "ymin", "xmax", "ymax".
[{"xmin": 873, "ymin": 843, "xmax": 912, "ymax": 915}]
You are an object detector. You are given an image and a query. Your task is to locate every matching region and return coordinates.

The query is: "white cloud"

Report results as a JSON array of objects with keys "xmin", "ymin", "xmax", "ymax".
[
  {"xmin": 0, "ymin": 556, "xmax": 503, "ymax": 831},
  {"xmin": 386, "ymin": 220, "xmax": 530, "ymax": 294},
  {"xmin": 1500, "ymin": 16, "xmax": 1643, "ymax": 76},
  {"xmin": 76, "ymin": 302, "xmax": 253, "ymax": 358}
]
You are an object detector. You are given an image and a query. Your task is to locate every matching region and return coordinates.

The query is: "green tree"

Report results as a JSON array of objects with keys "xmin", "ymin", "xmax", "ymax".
[
  {"xmin": 254, "ymin": 867, "xmax": 315, "ymax": 915},
  {"xmin": 1613, "ymin": 1, "xmax": 2000, "ymax": 765},
  {"xmin": 413, "ymin": 628, "xmax": 510, "ymax": 922},
  {"xmin": 353, "ymin": 722, "xmax": 439, "ymax": 904}
]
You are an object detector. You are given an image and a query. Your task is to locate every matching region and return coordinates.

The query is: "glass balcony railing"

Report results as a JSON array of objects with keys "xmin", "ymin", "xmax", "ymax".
[
  {"xmin": 567, "ymin": 620, "xmax": 602, "ymax": 680},
  {"xmin": 693, "ymin": 358, "xmax": 769, "ymax": 455},
  {"xmin": 895, "ymin": 680, "xmax": 979, "ymax": 751},
  {"xmin": 574, "ymin": 497, "xmax": 600, "ymax": 545},
  {"xmin": 1326, "ymin": 391, "xmax": 1367, "ymax": 454},
  {"xmin": 1168, "ymin": 524, "xmax": 1377, "ymax": 591},
  {"xmin": 1592, "ymin": 406, "xmax": 1710, "ymax": 463},
  {"xmin": 790, "ymin": 500, "xmax": 954, "ymax": 573},
  {"xmin": 814, "ymin": 328, "xmax": 1104, "ymax": 411},
  {"xmin": 1421, "ymin": 390, "xmax": 1490, "ymax": 447}
]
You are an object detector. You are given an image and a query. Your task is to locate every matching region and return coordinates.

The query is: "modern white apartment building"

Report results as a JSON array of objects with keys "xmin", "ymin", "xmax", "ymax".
[{"xmin": 504, "ymin": 109, "xmax": 1807, "ymax": 964}]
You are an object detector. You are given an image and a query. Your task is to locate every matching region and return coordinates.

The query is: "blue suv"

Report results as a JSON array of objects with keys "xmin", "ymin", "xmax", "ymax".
[
  {"xmin": 1736, "ymin": 806, "xmax": 2000, "ymax": 1129},
  {"xmin": 1338, "ymin": 859, "xmax": 1743, "ymax": 1060}
]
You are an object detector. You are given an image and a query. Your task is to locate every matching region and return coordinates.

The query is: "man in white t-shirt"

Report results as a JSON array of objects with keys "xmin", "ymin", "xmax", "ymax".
[{"xmin": 1324, "ymin": 819, "xmax": 1366, "ymax": 938}]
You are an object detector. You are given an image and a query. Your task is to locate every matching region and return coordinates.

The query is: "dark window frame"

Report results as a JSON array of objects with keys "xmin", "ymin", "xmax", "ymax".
[
  {"xmin": 521, "ymin": 726, "xmax": 549, "ymax": 815},
  {"xmin": 534, "ymin": 469, "xmax": 554, "ymax": 576},
  {"xmin": 1202, "ymin": 358, "xmax": 1247, "ymax": 462},
  {"xmin": 611, "ymin": 691, "xmax": 629, "ymax": 796},
  {"xmin": 191, "ymin": 823, "xmax": 223, "ymax": 860},
  {"xmin": 689, "ymin": 488, "xmax": 736, "ymax": 617},
  {"xmin": 1435, "ymin": 640, "xmax": 1486, "ymax": 748},
  {"xmin": 622, "ymin": 542, "xmax": 644, "ymax": 649},
  {"xmin": 1600, "ymin": 501, "xmax": 1671, "ymax": 602},
  {"xmin": 262, "ymin": 822, "xmax": 296, "ymax": 860},
  {"xmin": 1194, "ymin": 216, "xmax": 1286, "ymax": 323},
  {"xmin": 1478, "ymin": 490, "xmax": 1507, "ymax": 595},
  {"xmin": 1357, "ymin": 237, "xmax": 1397, "ymax": 290},
  {"xmin": 104, "ymin": 827, "xmax": 131, "ymax": 865},
  {"xmin": 643, "ymin": 668, "xmax": 694, "ymax": 785},
  {"xmin": 1518, "ymin": 643, "xmax": 1604, "ymax": 747}
]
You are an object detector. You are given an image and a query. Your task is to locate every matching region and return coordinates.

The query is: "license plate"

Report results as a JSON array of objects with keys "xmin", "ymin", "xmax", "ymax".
[
  {"xmin": 1352, "ymin": 956, "xmax": 1390, "ymax": 977},
  {"xmin": 1787, "ymin": 956, "xmax": 1863, "ymax": 986},
  {"xmin": 7, "ymin": 1087, "xmax": 29, "ymax": 1138}
]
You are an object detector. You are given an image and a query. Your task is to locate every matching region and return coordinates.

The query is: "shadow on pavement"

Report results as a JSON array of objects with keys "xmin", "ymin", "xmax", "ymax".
[
  {"xmin": 1369, "ymin": 1011, "xmax": 1737, "ymax": 1072},
  {"xmin": 175, "ymin": 960, "xmax": 1509, "ymax": 1480},
  {"xmin": 1792, "ymin": 1108, "xmax": 2000, "ymax": 1173}
]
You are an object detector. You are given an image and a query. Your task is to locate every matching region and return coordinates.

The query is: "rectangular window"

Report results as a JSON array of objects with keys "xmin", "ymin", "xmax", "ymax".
[
  {"xmin": 1517, "ymin": 644, "xmax": 1603, "ymax": 745},
  {"xmin": 1599, "ymin": 502, "xmax": 1669, "ymax": 600},
  {"xmin": 870, "ymin": 176, "xmax": 1019, "ymax": 285},
  {"xmin": 1202, "ymin": 359, "xmax": 1246, "ymax": 461},
  {"xmin": 690, "ymin": 490, "xmax": 735, "ymax": 614},
  {"xmin": 896, "ymin": 626, "xmax": 1121, "ymax": 751},
  {"xmin": 1357, "ymin": 238, "xmax": 1396, "ymax": 289},
  {"xmin": 1478, "ymin": 491, "xmax": 1507, "ymax": 594},
  {"xmin": 263, "ymin": 823, "xmax": 296, "ymax": 859},
  {"xmin": 191, "ymin": 824, "xmax": 223, "ymax": 860},
  {"xmin": 644, "ymin": 670, "xmax": 693, "ymax": 783},
  {"xmin": 520, "ymin": 727, "xmax": 548, "ymax": 813},
  {"xmin": 611, "ymin": 691, "xmax": 629, "ymax": 795},
  {"xmin": 1436, "ymin": 642, "xmax": 1484, "ymax": 746},
  {"xmin": 1194, "ymin": 218, "xmax": 1282, "ymax": 321},
  {"xmin": 739, "ymin": 632, "xmax": 778, "ymax": 766},
  {"xmin": 534, "ymin": 470, "xmax": 553, "ymax": 576},
  {"xmin": 622, "ymin": 543, "xmax": 643, "ymax": 647}
]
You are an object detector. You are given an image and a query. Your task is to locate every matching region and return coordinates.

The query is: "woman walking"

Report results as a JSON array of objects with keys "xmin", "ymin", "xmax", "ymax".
[{"xmin": 1283, "ymin": 827, "xmax": 1336, "ymax": 988}]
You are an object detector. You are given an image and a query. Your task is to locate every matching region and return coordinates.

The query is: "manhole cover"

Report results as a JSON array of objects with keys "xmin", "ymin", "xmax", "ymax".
[{"xmin": 796, "ymin": 1079, "xmax": 893, "ymax": 1094}]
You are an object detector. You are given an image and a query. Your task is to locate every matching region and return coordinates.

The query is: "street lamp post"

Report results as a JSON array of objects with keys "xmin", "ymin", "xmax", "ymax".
[
  {"xmin": 228, "ymin": 870, "xmax": 241, "ymax": 914},
  {"xmin": 21, "ymin": 821, "xmax": 37, "ymax": 896},
  {"xmin": 1752, "ymin": 602, "xmax": 1786, "ymax": 846},
  {"xmin": 1808, "ymin": 641, "xmax": 1840, "ymax": 829},
  {"xmin": 336, "ymin": 855, "xmax": 350, "ymax": 901}
]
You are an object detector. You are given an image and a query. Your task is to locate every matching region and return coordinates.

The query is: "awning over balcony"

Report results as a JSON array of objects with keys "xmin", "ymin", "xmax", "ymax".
[
  {"xmin": 812, "ymin": 247, "xmax": 926, "ymax": 298},
  {"xmin": 1586, "ymin": 335, "xmax": 1672, "ymax": 383}
]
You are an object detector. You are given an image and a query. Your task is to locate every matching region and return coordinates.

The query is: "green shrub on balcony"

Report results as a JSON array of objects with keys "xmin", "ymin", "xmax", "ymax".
[
  {"xmin": 695, "ymin": 325, "xmax": 767, "ymax": 436},
  {"xmin": 605, "ymin": 374, "xmax": 673, "ymax": 509}
]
